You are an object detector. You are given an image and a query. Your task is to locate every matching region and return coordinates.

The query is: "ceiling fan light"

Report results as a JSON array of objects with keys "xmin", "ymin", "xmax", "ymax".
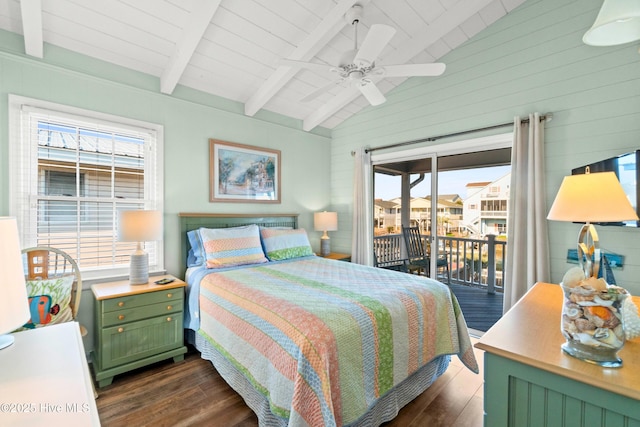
[
  {"xmin": 583, "ymin": 0, "xmax": 640, "ymax": 46},
  {"xmin": 349, "ymin": 70, "xmax": 364, "ymax": 80}
]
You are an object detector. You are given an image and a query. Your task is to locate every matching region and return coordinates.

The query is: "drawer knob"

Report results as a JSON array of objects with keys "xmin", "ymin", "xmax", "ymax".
[
  {"xmin": 167, "ymin": 293, "xmax": 173, "ymax": 298},
  {"xmin": 167, "ymin": 317, "xmax": 172, "ymax": 322},
  {"xmin": 167, "ymin": 305, "xmax": 172, "ymax": 310},
  {"xmin": 118, "ymin": 302, "xmax": 125, "ymax": 307},
  {"xmin": 118, "ymin": 315, "xmax": 125, "ymax": 320},
  {"xmin": 118, "ymin": 327, "xmax": 124, "ymax": 333}
]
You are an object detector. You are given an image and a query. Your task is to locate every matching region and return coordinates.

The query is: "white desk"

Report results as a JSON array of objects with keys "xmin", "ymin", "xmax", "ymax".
[{"xmin": 0, "ymin": 322, "xmax": 100, "ymax": 426}]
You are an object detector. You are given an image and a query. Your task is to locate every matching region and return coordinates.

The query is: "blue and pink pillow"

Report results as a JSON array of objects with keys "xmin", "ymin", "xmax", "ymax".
[{"xmin": 199, "ymin": 224, "xmax": 268, "ymax": 269}]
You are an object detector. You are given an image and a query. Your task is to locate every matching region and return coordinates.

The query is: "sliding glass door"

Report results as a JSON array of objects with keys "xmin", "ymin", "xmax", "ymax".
[{"xmin": 372, "ymin": 133, "xmax": 512, "ymax": 283}]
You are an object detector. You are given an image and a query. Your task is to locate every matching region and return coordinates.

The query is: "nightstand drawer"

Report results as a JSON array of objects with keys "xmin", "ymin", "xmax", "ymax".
[
  {"xmin": 100, "ymin": 313, "xmax": 184, "ymax": 370},
  {"xmin": 103, "ymin": 288, "xmax": 184, "ymax": 312},
  {"xmin": 102, "ymin": 300, "xmax": 184, "ymax": 327}
]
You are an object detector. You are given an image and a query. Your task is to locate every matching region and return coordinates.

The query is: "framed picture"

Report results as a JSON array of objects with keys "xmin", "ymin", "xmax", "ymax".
[
  {"xmin": 209, "ymin": 139, "xmax": 281, "ymax": 203},
  {"xmin": 566, "ymin": 249, "xmax": 624, "ymax": 269}
]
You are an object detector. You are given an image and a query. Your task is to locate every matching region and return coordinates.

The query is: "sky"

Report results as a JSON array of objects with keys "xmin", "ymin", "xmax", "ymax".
[{"xmin": 374, "ymin": 165, "xmax": 512, "ymax": 200}]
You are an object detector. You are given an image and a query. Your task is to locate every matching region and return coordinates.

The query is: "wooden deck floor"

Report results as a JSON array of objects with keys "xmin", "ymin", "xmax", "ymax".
[{"xmin": 447, "ymin": 283, "xmax": 503, "ymax": 333}]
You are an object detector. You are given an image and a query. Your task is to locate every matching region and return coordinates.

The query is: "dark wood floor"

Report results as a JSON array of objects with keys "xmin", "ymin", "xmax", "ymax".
[
  {"xmin": 95, "ymin": 339, "xmax": 484, "ymax": 427},
  {"xmin": 447, "ymin": 283, "xmax": 503, "ymax": 333}
]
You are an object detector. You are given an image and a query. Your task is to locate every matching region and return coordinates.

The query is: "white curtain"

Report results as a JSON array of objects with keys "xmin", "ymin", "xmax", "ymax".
[
  {"xmin": 503, "ymin": 113, "xmax": 551, "ymax": 312},
  {"xmin": 351, "ymin": 146, "xmax": 374, "ymax": 266}
]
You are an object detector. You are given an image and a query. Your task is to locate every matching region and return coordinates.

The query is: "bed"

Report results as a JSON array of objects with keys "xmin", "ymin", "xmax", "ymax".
[{"xmin": 179, "ymin": 213, "xmax": 478, "ymax": 427}]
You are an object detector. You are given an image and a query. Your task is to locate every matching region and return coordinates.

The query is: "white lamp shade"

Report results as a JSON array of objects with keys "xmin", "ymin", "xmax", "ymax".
[
  {"xmin": 547, "ymin": 172, "xmax": 639, "ymax": 222},
  {"xmin": 314, "ymin": 211, "xmax": 338, "ymax": 232},
  {"xmin": 583, "ymin": 0, "xmax": 640, "ymax": 46},
  {"xmin": 118, "ymin": 210, "xmax": 163, "ymax": 242},
  {"xmin": 0, "ymin": 217, "xmax": 30, "ymax": 335}
]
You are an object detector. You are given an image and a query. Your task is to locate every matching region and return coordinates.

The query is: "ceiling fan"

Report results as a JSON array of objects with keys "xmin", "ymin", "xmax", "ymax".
[{"xmin": 280, "ymin": 5, "xmax": 446, "ymax": 106}]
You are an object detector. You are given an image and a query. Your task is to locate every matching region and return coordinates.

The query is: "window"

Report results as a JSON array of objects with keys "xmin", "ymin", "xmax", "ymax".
[
  {"xmin": 9, "ymin": 95, "xmax": 164, "ymax": 280},
  {"xmin": 481, "ymin": 200, "xmax": 508, "ymax": 213}
]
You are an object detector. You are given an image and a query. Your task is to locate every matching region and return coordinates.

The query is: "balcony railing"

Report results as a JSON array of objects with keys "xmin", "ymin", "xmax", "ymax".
[
  {"xmin": 479, "ymin": 210, "xmax": 508, "ymax": 217},
  {"xmin": 373, "ymin": 233, "xmax": 506, "ymax": 294}
]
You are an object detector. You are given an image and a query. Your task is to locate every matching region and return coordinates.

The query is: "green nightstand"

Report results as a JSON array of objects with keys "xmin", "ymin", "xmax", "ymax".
[{"xmin": 91, "ymin": 275, "xmax": 187, "ymax": 387}]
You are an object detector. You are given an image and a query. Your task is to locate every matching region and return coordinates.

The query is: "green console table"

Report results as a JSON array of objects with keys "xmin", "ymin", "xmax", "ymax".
[
  {"xmin": 476, "ymin": 282, "xmax": 640, "ymax": 427},
  {"xmin": 91, "ymin": 275, "xmax": 187, "ymax": 387}
]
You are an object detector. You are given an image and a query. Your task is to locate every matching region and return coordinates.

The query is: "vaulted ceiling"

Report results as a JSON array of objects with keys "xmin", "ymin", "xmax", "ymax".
[{"xmin": 0, "ymin": 0, "xmax": 526, "ymax": 131}]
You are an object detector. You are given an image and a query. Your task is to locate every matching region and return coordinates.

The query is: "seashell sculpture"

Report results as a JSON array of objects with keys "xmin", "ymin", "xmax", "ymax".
[
  {"xmin": 562, "ymin": 266, "xmax": 585, "ymax": 288},
  {"xmin": 559, "ymin": 269, "xmax": 636, "ymax": 368}
]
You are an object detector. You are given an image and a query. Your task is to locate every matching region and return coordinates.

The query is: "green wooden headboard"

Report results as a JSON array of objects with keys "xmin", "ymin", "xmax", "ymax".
[{"xmin": 178, "ymin": 212, "xmax": 299, "ymax": 279}]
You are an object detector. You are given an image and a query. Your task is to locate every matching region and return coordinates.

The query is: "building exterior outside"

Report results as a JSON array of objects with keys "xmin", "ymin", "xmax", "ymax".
[
  {"xmin": 374, "ymin": 195, "xmax": 464, "ymax": 236},
  {"xmin": 374, "ymin": 173, "xmax": 510, "ymax": 238},
  {"xmin": 462, "ymin": 173, "xmax": 510, "ymax": 237}
]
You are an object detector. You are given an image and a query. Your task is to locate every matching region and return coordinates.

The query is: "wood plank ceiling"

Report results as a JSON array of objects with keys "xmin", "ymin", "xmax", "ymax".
[{"xmin": 0, "ymin": 0, "xmax": 526, "ymax": 131}]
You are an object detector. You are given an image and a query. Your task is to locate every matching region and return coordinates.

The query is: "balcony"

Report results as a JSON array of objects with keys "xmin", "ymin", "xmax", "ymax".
[{"xmin": 373, "ymin": 233, "xmax": 505, "ymax": 332}]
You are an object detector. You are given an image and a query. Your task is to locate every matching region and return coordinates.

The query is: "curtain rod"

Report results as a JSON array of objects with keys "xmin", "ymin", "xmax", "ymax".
[{"xmin": 363, "ymin": 113, "xmax": 552, "ymax": 154}]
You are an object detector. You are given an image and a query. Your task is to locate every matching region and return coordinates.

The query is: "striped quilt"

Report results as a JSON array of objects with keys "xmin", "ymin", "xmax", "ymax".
[{"xmin": 197, "ymin": 256, "xmax": 478, "ymax": 427}]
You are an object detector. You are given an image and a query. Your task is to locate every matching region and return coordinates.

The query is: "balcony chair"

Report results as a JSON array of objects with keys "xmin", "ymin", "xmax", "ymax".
[
  {"xmin": 373, "ymin": 238, "xmax": 408, "ymax": 273},
  {"xmin": 402, "ymin": 226, "xmax": 450, "ymax": 283}
]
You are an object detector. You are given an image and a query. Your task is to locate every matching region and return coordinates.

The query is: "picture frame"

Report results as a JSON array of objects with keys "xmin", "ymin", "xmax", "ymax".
[
  {"xmin": 209, "ymin": 139, "xmax": 281, "ymax": 203},
  {"xmin": 566, "ymin": 249, "xmax": 624, "ymax": 270}
]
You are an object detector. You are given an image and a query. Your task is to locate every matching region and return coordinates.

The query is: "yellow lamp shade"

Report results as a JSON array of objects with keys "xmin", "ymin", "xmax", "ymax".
[
  {"xmin": 314, "ymin": 211, "xmax": 338, "ymax": 232},
  {"xmin": 547, "ymin": 172, "xmax": 638, "ymax": 223},
  {"xmin": 0, "ymin": 217, "xmax": 30, "ymax": 345},
  {"xmin": 118, "ymin": 210, "xmax": 163, "ymax": 242}
]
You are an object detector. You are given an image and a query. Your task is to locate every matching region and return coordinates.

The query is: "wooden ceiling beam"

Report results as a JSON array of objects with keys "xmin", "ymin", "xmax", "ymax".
[
  {"xmin": 244, "ymin": 0, "xmax": 371, "ymax": 118},
  {"xmin": 160, "ymin": 0, "xmax": 222, "ymax": 95},
  {"xmin": 20, "ymin": 0, "xmax": 43, "ymax": 58},
  {"xmin": 303, "ymin": 86, "xmax": 362, "ymax": 132}
]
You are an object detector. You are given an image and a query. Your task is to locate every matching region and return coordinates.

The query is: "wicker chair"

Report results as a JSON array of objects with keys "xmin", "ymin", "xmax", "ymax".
[
  {"xmin": 21, "ymin": 246, "xmax": 97, "ymax": 397},
  {"xmin": 21, "ymin": 247, "xmax": 84, "ymax": 334}
]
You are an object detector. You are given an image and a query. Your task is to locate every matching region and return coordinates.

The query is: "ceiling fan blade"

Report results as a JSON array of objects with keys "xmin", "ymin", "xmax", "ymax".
[
  {"xmin": 300, "ymin": 78, "xmax": 345, "ymax": 103},
  {"xmin": 354, "ymin": 24, "xmax": 396, "ymax": 68},
  {"xmin": 357, "ymin": 79, "xmax": 386, "ymax": 106},
  {"xmin": 279, "ymin": 58, "xmax": 336, "ymax": 75},
  {"xmin": 381, "ymin": 63, "xmax": 446, "ymax": 77}
]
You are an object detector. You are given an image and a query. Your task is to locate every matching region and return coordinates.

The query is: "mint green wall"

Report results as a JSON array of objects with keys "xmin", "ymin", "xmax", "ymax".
[
  {"xmin": 0, "ymin": 29, "xmax": 331, "ymax": 350},
  {"xmin": 0, "ymin": 30, "xmax": 331, "ymax": 273},
  {"xmin": 330, "ymin": 0, "xmax": 640, "ymax": 293}
]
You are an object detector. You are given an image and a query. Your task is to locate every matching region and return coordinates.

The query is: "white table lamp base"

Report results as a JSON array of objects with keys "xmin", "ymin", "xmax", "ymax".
[
  {"xmin": 129, "ymin": 244, "xmax": 149, "ymax": 285},
  {"xmin": 320, "ymin": 234, "xmax": 330, "ymax": 257}
]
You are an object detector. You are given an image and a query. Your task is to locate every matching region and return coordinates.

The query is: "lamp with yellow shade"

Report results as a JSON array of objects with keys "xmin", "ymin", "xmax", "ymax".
[
  {"xmin": 118, "ymin": 210, "xmax": 162, "ymax": 285},
  {"xmin": 0, "ymin": 217, "xmax": 30, "ymax": 350},
  {"xmin": 547, "ymin": 168, "xmax": 639, "ymax": 279},
  {"xmin": 314, "ymin": 211, "xmax": 338, "ymax": 257},
  {"xmin": 547, "ymin": 168, "xmax": 639, "ymax": 367}
]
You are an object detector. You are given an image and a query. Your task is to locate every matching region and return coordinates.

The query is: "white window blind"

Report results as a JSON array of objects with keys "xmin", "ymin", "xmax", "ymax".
[{"xmin": 9, "ymin": 95, "xmax": 164, "ymax": 280}]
